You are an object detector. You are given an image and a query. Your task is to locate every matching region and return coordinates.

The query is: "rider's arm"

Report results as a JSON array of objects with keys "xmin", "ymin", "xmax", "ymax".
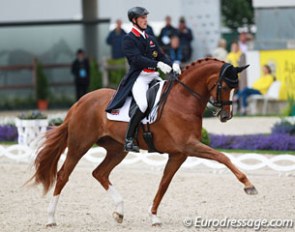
[{"xmin": 153, "ymin": 37, "xmax": 173, "ymax": 66}]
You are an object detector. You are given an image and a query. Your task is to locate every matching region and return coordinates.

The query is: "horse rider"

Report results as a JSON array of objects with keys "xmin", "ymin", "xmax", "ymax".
[{"xmin": 106, "ymin": 6, "xmax": 182, "ymax": 152}]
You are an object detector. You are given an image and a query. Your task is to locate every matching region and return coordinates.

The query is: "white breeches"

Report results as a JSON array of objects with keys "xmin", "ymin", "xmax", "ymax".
[{"xmin": 132, "ymin": 71, "xmax": 161, "ymax": 113}]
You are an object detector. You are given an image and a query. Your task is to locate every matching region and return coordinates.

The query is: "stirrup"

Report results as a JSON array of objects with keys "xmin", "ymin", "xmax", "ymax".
[{"xmin": 124, "ymin": 139, "xmax": 140, "ymax": 153}]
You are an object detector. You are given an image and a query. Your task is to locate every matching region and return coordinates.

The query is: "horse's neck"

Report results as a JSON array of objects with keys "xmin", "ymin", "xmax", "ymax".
[
  {"xmin": 169, "ymin": 62, "xmax": 217, "ymax": 115},
  {"xmin": 179, "ymin": 65, "xmax": 213, "ymax": 97},
  {"xmin": 181, "ymin": 62, "xmax": 217, "ymax": 88}
]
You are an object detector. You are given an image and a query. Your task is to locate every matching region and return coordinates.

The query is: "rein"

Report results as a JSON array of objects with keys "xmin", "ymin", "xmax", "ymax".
[
  {"xmin": 174, "ymin": 77, "xmax": 208, "ymax": 107},
  {"xmin": 174, "ymin": 76, "xmax": 222, "ymax": 116},
  {"xmin": 175, "ymin": 63, "xmax": 235, "ymax": 110},
  {"xmin": 174, "ymin": 76, "xmax": 231, "ymax": 109},
  {"xmin": 156, "ymin": 72, "xmax": 220, "ymax": 120},
  {"xmin": 156, "ymin": 73, "xmax": 177, "ymax": 120},
  {"xmin": 157, "ymin": 63, "xmax": 235, "ymax": 119}
]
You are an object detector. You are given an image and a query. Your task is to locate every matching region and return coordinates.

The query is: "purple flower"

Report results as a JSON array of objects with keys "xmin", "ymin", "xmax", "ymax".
[
  {"xmin": 0, "ymin": 125, "xmax": 18, "ymax": 142},
  {"xmin": 209, "ymin": 133, "xmax": 295, "ymax": 151}
]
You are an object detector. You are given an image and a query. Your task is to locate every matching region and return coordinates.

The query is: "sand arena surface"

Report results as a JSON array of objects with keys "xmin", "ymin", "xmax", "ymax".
[{"xmin": 0, "ymin": 157, "xmax": 294, "ymax": 232}]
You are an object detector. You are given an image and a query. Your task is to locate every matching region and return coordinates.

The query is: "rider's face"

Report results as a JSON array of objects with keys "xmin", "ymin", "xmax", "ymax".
[{"xmin": 135, "ymin": 15, "xmax": 147, "ymax": 29}]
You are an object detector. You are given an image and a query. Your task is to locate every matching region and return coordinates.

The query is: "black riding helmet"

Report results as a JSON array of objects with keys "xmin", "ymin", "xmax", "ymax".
[{"xmin": 128, "ymin": 7, "xmax": 149, "ymax": 23}]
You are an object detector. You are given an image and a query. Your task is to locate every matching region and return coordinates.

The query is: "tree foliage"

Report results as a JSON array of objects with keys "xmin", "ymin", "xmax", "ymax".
[{"xmin": 221, "ymin": 0, "xmax": 254, "ymax": 31}]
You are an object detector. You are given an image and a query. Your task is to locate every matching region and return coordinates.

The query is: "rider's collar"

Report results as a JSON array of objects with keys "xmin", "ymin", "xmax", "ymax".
[{"xmin": 132, "ymin": 26, "xmax": 147, "ymax": 39}]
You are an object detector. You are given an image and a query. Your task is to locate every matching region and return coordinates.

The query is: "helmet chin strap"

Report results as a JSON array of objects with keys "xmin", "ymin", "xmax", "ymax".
[{"xmin": 133, "ymin": 19, "xmax": 145, "ymax": 31}]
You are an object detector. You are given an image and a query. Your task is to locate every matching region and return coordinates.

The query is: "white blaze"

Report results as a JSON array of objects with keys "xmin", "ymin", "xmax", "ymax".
[{"xmin": 229, "ymin": 89, "xmax": 235, "ymax": 113}]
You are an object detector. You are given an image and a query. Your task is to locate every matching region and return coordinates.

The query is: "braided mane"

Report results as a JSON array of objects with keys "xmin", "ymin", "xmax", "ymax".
[{"xmin": 181, "ymin": 58, "xmax": 225, "ymax": 76}]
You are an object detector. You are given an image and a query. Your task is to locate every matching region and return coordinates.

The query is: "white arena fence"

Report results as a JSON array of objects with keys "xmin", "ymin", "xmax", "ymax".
[
  {"xmin": 1, "ymin": 144, "xmax": 295, "ymax": 173},
  {"xmin": 0, "ymin": 117, "xmax": 295, "ymax": 173}
]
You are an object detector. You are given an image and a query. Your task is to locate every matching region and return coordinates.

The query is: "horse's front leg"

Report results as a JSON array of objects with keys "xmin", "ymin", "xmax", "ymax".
[
  {"xmin": 185, "ymin": 140, "xmax": 258, "ymax": 195},
  {"xmin": 149, "ymin": 153, "xmax": 187, "ymax": 226}
]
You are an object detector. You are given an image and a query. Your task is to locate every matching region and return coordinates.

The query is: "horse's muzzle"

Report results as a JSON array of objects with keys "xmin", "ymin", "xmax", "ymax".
[{"xmin": 219, "ymin": 110, "xmax": 232, "ymax": 123}]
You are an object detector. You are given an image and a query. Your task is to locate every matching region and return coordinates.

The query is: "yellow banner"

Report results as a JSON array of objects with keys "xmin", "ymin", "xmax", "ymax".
[{"xmin": 260, "ymin": 50, "xmax": 295, "ymax": 100}]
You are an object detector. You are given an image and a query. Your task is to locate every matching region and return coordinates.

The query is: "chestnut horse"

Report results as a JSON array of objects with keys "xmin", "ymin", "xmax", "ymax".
[{"xmin": 30, "ymin": 58, "xmax": 257, "ymax": 227}]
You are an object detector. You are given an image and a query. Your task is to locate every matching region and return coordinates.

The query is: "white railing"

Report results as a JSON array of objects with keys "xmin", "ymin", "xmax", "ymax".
[
  {"xmin": 15, "ymin": 119, "xmax": 48, "ymax": 147},
  {"xmin": 1, "ymin": 145, "xmax": 295, "ymax": 173},
  {"xmin": 1, "ymin": 116, "xmax": 295, "ymax": 173}
]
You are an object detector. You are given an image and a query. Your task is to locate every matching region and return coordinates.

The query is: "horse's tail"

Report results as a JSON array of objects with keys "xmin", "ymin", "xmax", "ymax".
[{"xmin": 29, "ymin": 114, "xmax": 70, "ymax": 195}]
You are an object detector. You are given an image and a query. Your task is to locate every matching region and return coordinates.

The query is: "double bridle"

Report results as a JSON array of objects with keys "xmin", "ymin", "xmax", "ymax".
[{"xmin": 171, "ymin": 63, "xmax": 235, "ymax": 110}]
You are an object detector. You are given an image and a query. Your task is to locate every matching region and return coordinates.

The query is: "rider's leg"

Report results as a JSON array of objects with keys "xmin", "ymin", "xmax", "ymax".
[
  {"xmin": 124, "ymin": 107, "xmax": 145, "ymax": 152},
  {"xmin": 124, "ymin": 73, "xmax": 154, "ymax": 152}
]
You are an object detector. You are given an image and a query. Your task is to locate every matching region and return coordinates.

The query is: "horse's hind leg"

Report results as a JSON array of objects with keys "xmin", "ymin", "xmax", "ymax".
[
  {"xmin": 187, "ymin": 141, "xmax": 258, "ymax": 195},
  {"xmin": 92, "ymin": 138, "xmax": 127, "ymax": 223},
  {"xmin": 47, "ymin": 144, "xmax": 93, "ymax": 226},
  {"xmin": 149, "ymin": 153, "xmax": 187, "ymax": 226}
]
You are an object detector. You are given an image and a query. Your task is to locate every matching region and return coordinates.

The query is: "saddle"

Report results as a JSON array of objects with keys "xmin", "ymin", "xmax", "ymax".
[
  {"xmin": 107, "ymin": 80, "xmax": 165, "ymax": 124},
  {"xmin": 128, "ymin": 79, "xmax": 161, "ymax": 119},
  {"xmin": 107, "ymin": 79, "xmax": 165, "ymax": 153}
]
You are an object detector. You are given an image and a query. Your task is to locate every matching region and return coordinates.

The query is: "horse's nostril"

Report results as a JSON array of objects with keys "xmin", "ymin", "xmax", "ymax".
[{"xmin": 219, "ymin": 110, "xmax": 231, "ymax": 122}]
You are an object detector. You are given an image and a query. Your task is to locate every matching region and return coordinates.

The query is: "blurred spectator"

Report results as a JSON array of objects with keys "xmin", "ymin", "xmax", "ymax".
[
  {"xmin": 238, "ymin": 32, "xmax": 248, "ymax": 53},
  {"xmin": 177, "ymin": 16, "xmax": 193, "ymax": 63},
  {"xmin": 169, "ymin": 35, "xmax": 182, "ymax": 63},
  {"xmin": 212, "ymin": 38, "xmax": 228, "ymax": 61},
  {"xmin": 226, "ymin": 41, "xmax": 242, "ymax": 67},
  {"xmin": 158, "ymin": 16, "xmax": 177, "ymax": 54},
  {"xmin": 246, "ymin": 33, "xmax": 255, "ymax": 50},
  {"xmin": 71, "ymin": 49, "xmax": 90, "ymax": 100},
  {"xmin": 106, "ymin": 19, "xmax": 127, "ymax": 59},
  {"xmin": 235, "ymin": 64, "xmax": 275, "ymax": 115},
  {"xmin": 146, "ymin": 24, "xmax": 155, "ymax": 36}
]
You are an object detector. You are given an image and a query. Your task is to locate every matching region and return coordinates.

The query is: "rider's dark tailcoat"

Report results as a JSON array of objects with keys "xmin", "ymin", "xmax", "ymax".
[{"xmin": 105, "ymin": 28, "xmax": 172, "ymax": 113}]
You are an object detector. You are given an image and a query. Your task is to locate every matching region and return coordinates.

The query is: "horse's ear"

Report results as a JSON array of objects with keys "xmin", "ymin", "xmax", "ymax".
[{"xmin": 236, "ymin": 64, "xmax": 250, "ymax": 73}]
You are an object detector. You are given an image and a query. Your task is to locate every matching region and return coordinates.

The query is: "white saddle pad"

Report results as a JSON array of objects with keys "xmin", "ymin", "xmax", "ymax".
[{"xmin": 107, "ymin": 81, "xmax": 165, "ymax": 124}]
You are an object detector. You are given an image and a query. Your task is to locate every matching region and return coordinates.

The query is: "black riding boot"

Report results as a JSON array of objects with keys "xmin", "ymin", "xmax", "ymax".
[{"xmin": 124, "ymin": 108, "xmax": 145, "ymax": 152}]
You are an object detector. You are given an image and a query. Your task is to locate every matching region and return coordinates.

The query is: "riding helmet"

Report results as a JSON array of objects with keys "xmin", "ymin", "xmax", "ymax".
[{"xmin": 128, "ymin": 7, "xmax": 149, "ymax": 22}]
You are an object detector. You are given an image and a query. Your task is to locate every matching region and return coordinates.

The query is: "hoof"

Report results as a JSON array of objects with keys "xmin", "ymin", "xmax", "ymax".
[
  {"xmin": 112, "ymin": 212, "xmax": 124, "ymax": 223},
  {"xmin": 150, "ymin": 214, "xmax": 162, "ymax": 226},
  {"xmin": 152, "ymin": 222, "xmax": 162, "ymax": 227},
  {"xmin": 46, "ymin": 223, "xmax": 57, "ymax": 227},
  {"xmin": 244, "ymin": 186, "xmax": 258, "ymax": 195}
]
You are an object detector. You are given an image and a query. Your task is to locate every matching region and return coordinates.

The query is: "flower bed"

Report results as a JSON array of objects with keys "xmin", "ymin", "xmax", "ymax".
[
  {"xmin": 209, "ymin": 133, "xmax": 295, "ymax": 151},
  {"xmin": 210, "ymin": 119, "xmax": 295, "ymax": 151},
  {"xmin": 0, "ymin": 124, "xmax": 18, "ymax": 142}
]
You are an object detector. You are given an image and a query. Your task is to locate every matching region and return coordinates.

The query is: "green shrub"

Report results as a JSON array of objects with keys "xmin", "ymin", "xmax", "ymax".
[
  {"xmin": 108, "ymin": 58, "xmax": 126, "ymax": 88},
  {"xmin": 49, "ymin": 118, "xmax": 64, "ymax": 126},
  {"xmin": 48, "ymin": 95, "xmax": 75, "ymax": 108},
  {"xmin": 203, "ymin": 106, "xmax": 215, "ymax": 118},
  {"xmin": 201, "ymin": 127, "xmax": 210, "ymax": 145},
  {"xmin": 89, "ymin": 59, "xmax": 102, "ymax": 91},
  {"xmin": 282, "ymin": 97, "xmax": 295, "ymax": 116},
  {"xmin": 0, "ymin": 95, "xmax": 76, "ymax": 110},
  {"xmin": 35, "ymin": 61, "xmax": 49, "ymax": 100},
  {"xmin": 0, "ymin": 96, "xmax": 35, "ymax": 110},
  {"xmin": 18, "ymin": 111, "xmax": 47, "ymax": 120}
]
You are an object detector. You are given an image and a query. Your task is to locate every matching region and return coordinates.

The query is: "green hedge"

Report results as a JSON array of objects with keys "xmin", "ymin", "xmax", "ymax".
[
  {"xmin": 108, "ymin": 58, "xmax": 126, "ymax": 88},
  {"xmin": 89, "ymin": 59, "xmax": 103, "ymax": 91},
  {"xmin": 0, "ymin": 95, "xmax": 75, "ymax": 110},
  {"xmin": 201, "ymin": 127, "xmax": 210, "ymax": 145}
]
